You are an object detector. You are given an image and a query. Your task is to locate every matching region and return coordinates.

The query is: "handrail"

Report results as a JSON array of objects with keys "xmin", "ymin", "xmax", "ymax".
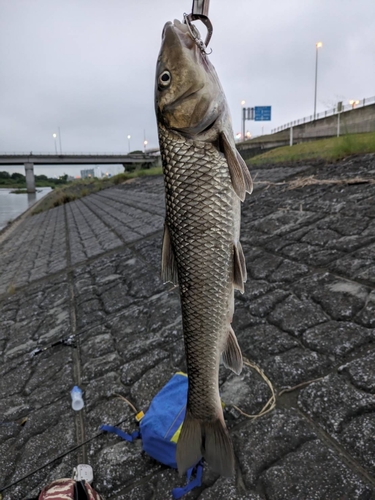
[{"xmin": 271, "ymin": 95, "xmax": 375, "ymax": 134}]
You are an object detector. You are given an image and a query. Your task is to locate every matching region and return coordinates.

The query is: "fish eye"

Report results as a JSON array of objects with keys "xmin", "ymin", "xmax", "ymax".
[{"xmin": 159, "ymin": 70, "xmax": 171, "ymax": 88}]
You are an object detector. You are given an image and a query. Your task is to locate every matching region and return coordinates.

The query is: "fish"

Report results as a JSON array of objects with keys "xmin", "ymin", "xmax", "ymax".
[{"xmin": 155, "ymin": 18, "xmax": 252, "ymax": 477}]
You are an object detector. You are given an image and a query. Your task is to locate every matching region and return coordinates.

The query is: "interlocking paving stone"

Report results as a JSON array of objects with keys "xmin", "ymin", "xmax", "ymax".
[
  {"xmin": 220, "ymin": 367, "xmax": 271, "ymax": 426},
  {"xmin": 299, "ymin": 374, "xmax": 375, "ymax": 432},
  {"xmin": 268, "ymin": 293, "xmax": 329, "ymax": 336},
  {"xmin": 133, "ymin": 233, "xmax": 163, "ymax": 271},
  {"xmin": 260, "ymin": 440, "xmax": 374, "ymax": 500},
  {"xmin": 339, "ymin": 413, "xmax": 375, "ymax": 476},
  {"xmin": 233, "ymin": 409, "xmax": 317, "ymax": 486},
  {"xmin": 73, "ymin": 249, "xmax": 166, "ymax": 330},
  {"xmin": 0, "ymin": 206, "xmax": 67, "ymax": 294},
  {"xmin": 293, "ymin": 272, "xmax": 370, "ymax": 320},
  {"xmin": 298, "ymin": 374, "xmax": 375, "ymax": 481},
  {"xmin": 303, "ymin": 321, "xmax": 375, "ymax": 357},
  {"xmin": 330, "ymin": 242, "xmax": 375, "ymax": 285},
  {"xmin": 198, "ymin": 479, "xmax": 263, "ymax": 500},
  {"xmin": 0, "ymin": 276, "xmax": 71, "ymax": 363},
  {"xmin": 97, "ymin": 186, "xmax": 166, "ymax": 217},
  {"xmin": 356, "ymin": 290, "xmax": 375, "ymax": 328},
  {"xmin": 339, "ymin": 350, "xmax": 375, "ymax": 392},
  {"xmin": 1, "ymin": 155, "xmax": 375, "ymax": 498},
  {"xmin": 1, "ymin": 401, "xmax": 78, "ymax": 500},
  {"xmin": 66, "ymin": 199, "xmax": 122, "ymax": 265}
]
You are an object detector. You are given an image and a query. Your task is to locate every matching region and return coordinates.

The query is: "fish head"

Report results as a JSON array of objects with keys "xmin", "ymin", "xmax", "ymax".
[{"xmin": 155, "ymin": 19, "xmax": 225, "ymax": 136}]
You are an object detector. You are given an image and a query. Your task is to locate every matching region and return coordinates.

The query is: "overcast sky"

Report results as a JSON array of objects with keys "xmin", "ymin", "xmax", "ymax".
[{"xmin": 1, "ymin": 0, "xmax": 374, "ymax": 177}]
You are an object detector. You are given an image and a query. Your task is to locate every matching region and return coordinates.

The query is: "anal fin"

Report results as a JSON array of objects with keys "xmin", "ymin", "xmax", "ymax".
[
  {"xmin": 161, "ymin": 223, "xmax": 178, "ymax": 285},
  {"xmin": 222, "ymin": 326, "xmax": 243, "ymax": 375}
]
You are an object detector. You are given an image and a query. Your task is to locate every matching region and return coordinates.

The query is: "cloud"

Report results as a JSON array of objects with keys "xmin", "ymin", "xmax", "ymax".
[{"xmin": 0, "ymin": 0, "xmax": 374, "ymax": 174}]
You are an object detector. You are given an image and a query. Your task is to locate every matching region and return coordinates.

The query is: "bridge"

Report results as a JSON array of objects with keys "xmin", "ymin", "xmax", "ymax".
[{"xmin": 0, "ymin": 153, "xmax": 159, "ymax": 192}]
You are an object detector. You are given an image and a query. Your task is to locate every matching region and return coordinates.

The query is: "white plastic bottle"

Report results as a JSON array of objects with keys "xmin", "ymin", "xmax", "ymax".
[{"xmin": 71, "ymin": 386, "xmax": 84, "ymax": 411}]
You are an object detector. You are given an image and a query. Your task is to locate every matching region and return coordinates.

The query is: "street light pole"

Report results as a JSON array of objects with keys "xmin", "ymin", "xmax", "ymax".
[
  {"xmin": 52, "ymin": 133, "xmax": 58, "ymax": 154},
  {"xmin": 143, "ymin": 129, "xmax": 148, "ymax": 152},
  {"xmin": 58, "ymin": 126, "xmax": 63, "ymax": 154},
  {"xmin": 241, "ymin": 100, "xmax": 245, "ymax": 141},
  {"xmin": 314, "ymin": 42, "xmax": 323, "ymax": 121},
  {"xmin": 127, "ymin": 135, "xmax": 131, "ymax": 153}
]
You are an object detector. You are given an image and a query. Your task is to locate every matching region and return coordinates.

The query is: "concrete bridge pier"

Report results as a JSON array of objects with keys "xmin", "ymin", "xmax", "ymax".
[{"xmin": 24, "ymin": 162, "xmax": 35, "ymax": 193}]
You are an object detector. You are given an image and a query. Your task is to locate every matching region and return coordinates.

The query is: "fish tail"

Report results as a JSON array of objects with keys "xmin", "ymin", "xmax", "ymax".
[{"xmin": 176, "ymin": 408, "xmax": 235, "ymax": 477}]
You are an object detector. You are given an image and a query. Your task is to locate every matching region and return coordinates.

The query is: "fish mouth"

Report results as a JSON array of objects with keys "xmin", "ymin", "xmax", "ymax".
[
  {"xmin": 162, "ymin": 19, "xmax": 190, "ymax": 39},
  {"xmin": 173, "ymin": 19, "xmax": 190, "ymax": 34}
]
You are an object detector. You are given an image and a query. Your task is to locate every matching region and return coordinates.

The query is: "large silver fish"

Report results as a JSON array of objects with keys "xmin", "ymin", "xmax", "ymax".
[{"xmin": 155, "ymin": 19, "xmax": 252, "ymax": 477}]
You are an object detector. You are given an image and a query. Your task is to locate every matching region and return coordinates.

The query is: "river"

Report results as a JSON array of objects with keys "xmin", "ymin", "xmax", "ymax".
[{"xmin": 0, "ymin": 188, "xmax": 52, "ymax": 231}]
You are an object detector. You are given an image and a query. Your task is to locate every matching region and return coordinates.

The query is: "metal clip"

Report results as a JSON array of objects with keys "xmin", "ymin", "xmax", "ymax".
[
  {"xmin": 192, "ymin": 0, "xmax": 210, "ymax": 17},
  {"xmin": 185, "ymin": 0, "xmax": 213, "ymax": 50}
]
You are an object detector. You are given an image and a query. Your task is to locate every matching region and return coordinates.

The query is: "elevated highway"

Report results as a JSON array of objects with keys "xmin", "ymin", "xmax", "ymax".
[{"xmin": 237, "ymin": 100, "xmax": 375, "ymax": 161}]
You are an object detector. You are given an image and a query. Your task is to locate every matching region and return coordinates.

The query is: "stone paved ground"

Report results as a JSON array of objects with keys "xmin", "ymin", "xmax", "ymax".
[{"xmin": 1, "ymin": 154, "xmax": 375, "ymax": 499}]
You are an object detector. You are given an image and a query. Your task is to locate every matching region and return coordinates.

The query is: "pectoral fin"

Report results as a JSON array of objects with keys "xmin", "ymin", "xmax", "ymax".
[
  {"xmin": 233, "ymin": 241, "xmax": 247, "ymax": 293},
  {"xmin": 222, "ymin": 326, "xmax": 243, "ymax": 375},
  {"xmin": 220, "ymin": 131, "xmax": 253, "ymax": 200},
  {"xmin": 161, "ymin": 223, "xmax": 178, "ymax": 285},
  {"xmin": 236, "ymin": 150, "xmax": 253, "ymax": 195}
]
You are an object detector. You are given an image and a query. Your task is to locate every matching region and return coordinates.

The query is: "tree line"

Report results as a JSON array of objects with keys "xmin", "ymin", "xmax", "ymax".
[{"xmin": 0, "ymin": 171, "xmax": 69, "ymax": 187}]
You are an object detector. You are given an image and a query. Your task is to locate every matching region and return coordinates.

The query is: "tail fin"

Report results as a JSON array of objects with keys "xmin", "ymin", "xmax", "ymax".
[{"xmin": 176, "ymin": 409, "xmax": 235, "ymax": 477}]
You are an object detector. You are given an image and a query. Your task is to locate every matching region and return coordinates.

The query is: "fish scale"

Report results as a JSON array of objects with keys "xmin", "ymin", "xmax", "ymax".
[{"xmin": 159, "ymin": 124, "xmax": 237, "ymax": 420}]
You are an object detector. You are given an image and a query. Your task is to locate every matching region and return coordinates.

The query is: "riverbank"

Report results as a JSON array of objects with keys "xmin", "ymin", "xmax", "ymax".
[
  {"xmin": 31, "ymin": 166, "xmax": 162, "ymax": 214},
  {"xmin": 0, "ymin": 154, "xmax": 375, "ymax": 499},
  {"xmin": 0, "ymin": 187, "xmax": 51, "ymax": 231}
]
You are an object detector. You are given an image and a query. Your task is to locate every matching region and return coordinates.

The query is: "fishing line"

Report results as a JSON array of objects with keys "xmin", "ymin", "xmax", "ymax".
[{"xmin": 0, "ymin": 418, "xmax": 128, "ymax": 494}]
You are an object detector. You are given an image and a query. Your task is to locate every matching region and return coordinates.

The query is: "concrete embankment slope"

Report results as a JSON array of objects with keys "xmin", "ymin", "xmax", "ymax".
[{"xmin": 1, "ymin": 155, "xmax": 375, "ymax": 499}]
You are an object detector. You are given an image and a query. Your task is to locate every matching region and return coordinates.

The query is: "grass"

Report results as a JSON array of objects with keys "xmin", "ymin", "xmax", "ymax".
[
  {"xmin": 31, "ymin": 166, "xmax": 162, "ymax": 215},
  {"xmin": 249, "ymin": 132, "xmax": 375, "ymax": 166},
  {"xmin": 10, "ymin": 189, "xmax": 28, "ymax": 194}
]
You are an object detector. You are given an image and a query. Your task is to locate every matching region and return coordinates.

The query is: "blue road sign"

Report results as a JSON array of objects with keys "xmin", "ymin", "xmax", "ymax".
[{"xmin": 254, "ymin": 106, "xmax": 271, "ymax": 121}]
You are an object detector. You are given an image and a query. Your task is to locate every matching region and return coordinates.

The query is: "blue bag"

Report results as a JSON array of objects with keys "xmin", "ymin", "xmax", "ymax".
[{"xmin": 100, "ymin": 372, "xmax": 203, "ymax": 499}]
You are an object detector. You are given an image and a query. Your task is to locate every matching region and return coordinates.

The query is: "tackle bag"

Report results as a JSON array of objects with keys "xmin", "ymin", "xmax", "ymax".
[{"xmin": 100, "ymin": 372, "xmax": 203, "ymax": 499}]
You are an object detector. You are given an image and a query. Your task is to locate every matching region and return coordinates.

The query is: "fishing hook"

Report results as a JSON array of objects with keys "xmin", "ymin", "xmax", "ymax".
[
  {"xmin": 184, "ymin": 0, "xmax": 213, "ymax": 54},
  {"xmin": 183, "ymin": 13, "xmax": 213, "ymax": 55}
]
